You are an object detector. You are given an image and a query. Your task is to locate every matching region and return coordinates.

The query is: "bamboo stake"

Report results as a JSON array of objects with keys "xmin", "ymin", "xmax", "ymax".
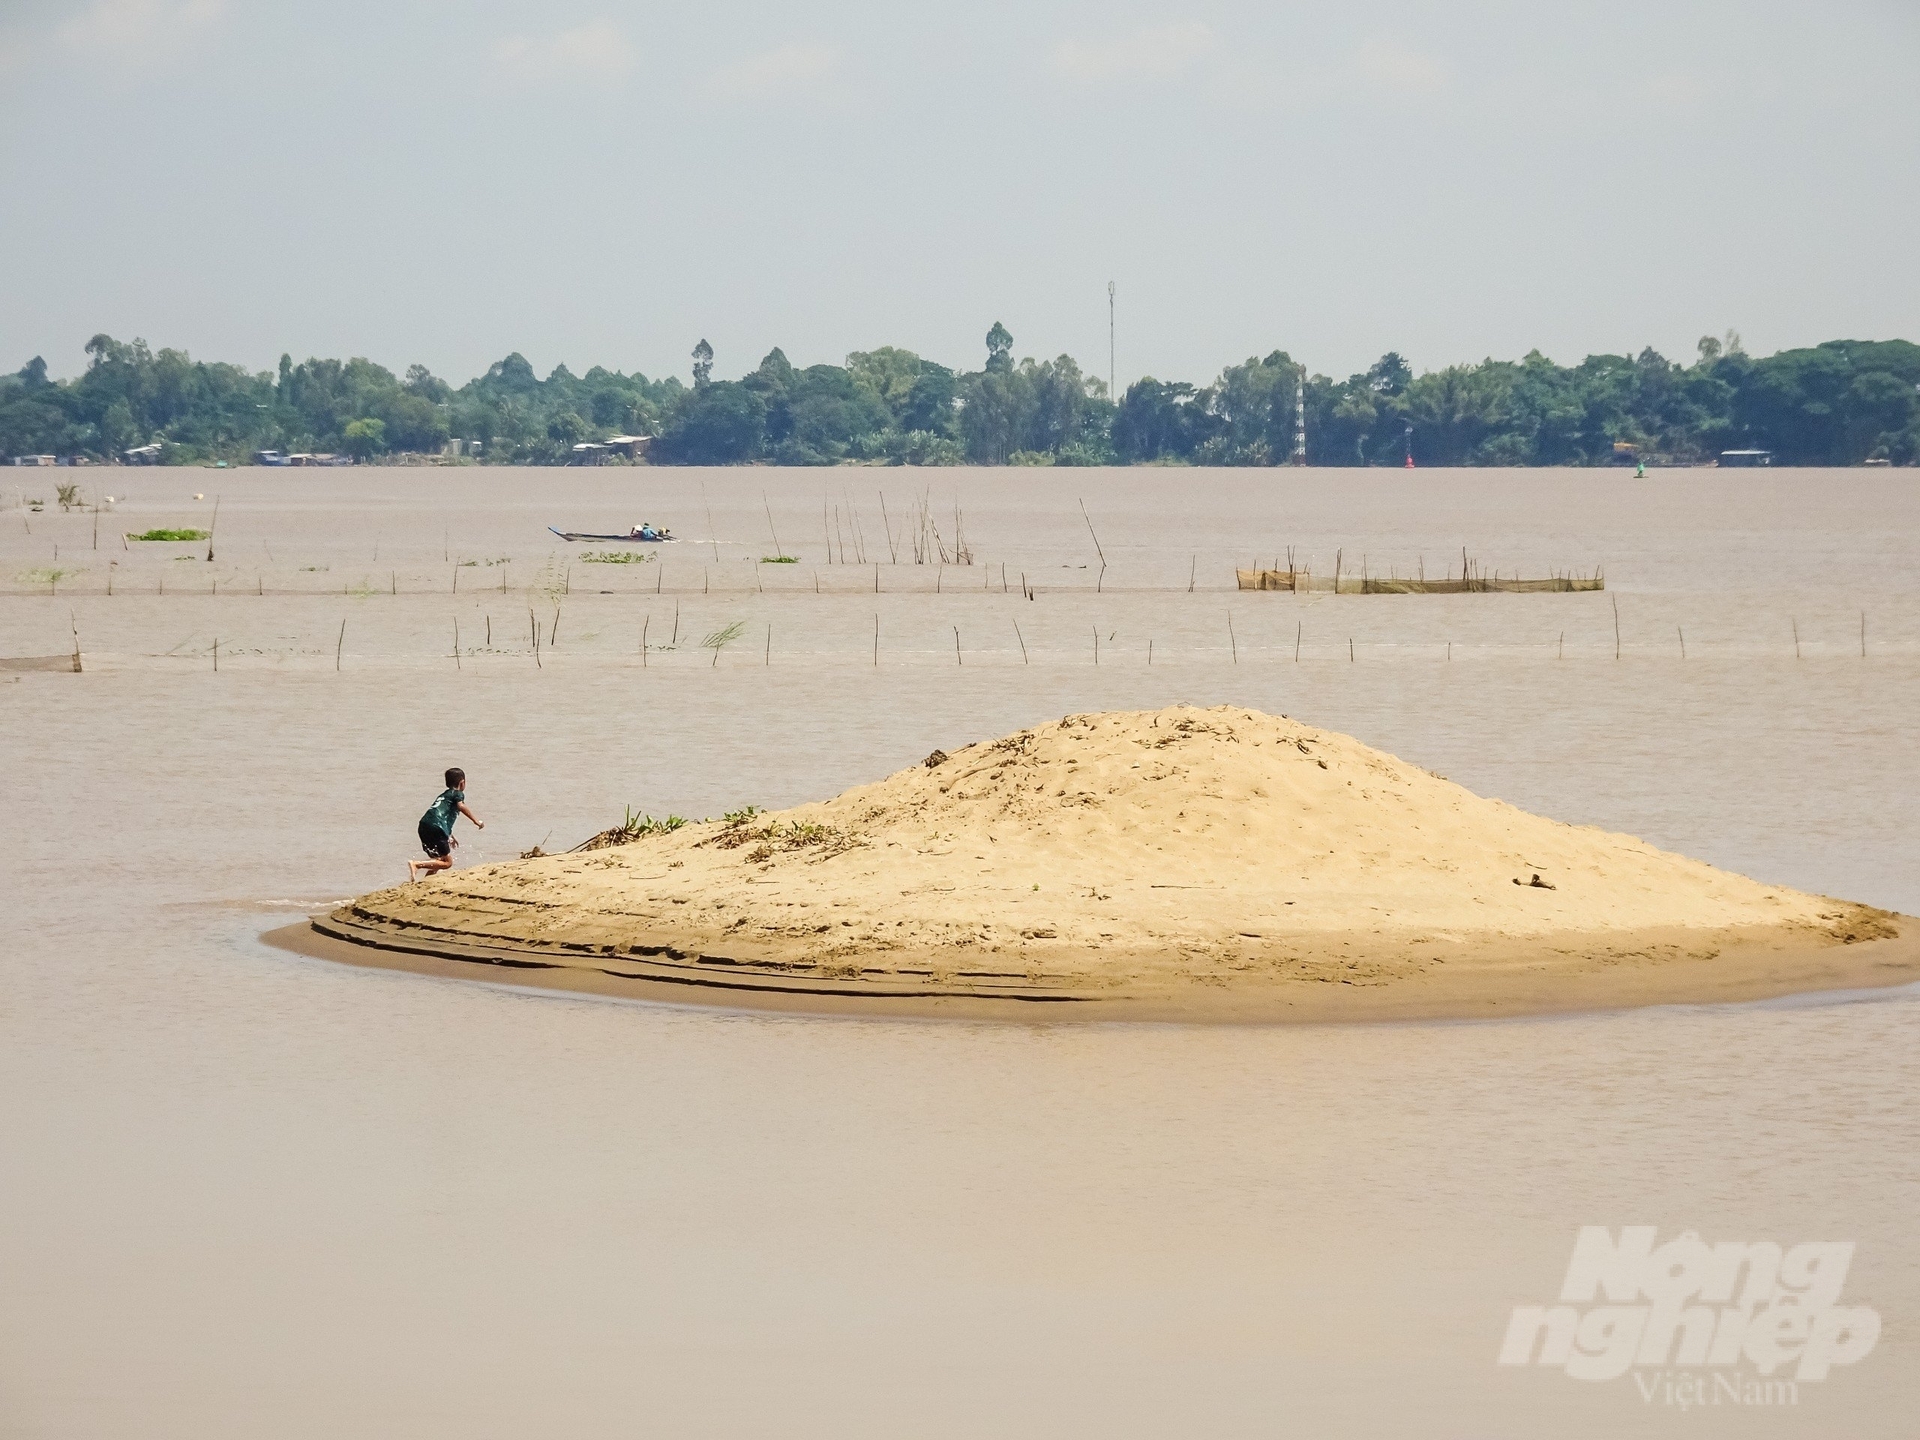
[
  {"xmin": 704, "ymin": 482, "xmax": 720, "ymax": 561},
  {"xmin": 1677, "ymin": 625, "xmax": 1685, "ymax": 659},
  {"xmin": 454, "ymin": 619, "xmax": 461, "ymax": 669},
  {"xmin": 763, "ymin": 492, "xmax": 784, "ymax": 559},
  {"xmin": 1792, "ymin": 618, "xmax": 1800, "ymax": 659},
  {"xmin": 69, "ymin": 609, "xmax": 81, "ymax": 672},
  {"xmin": 206, "ymin": 495, "xmax": 219, "ymax": 562},
  {"xmin": 1228, "ymin": 612, "xmax": 1237, "ymax": 664},
  {"xmin": 872, "ymin": 614, "xmax": 878, "ymax": 666},
  {"xmin": 1294, "ymin": 621, "xmax": 1302, "ymax": 662},
  {"xmin": 213, "ymin": 637, "xmax": 218, "ymax": 671},
  {"xmin": 486, "ymin": 614, "xmax": 491, "ymax": 646},
  {"xmin": 1188, "ymin": 555, "xmax": 1196, "ymax": 593},
  {"xmin": 1148, "ymin": 639, "xmax": 1154, "ymax": 665},
  {"xmin": 764, "ymin": 624, "xmax": 771, "ymax": 666},
  {"xmin": 1349, "ymin": 638, "xmax": 1354, "ymax": 662},
  {"xmin": 336, "ymin": 619, "xmax": 345, "ymax": 670},
  {"xmin": 953, "ymin": 626, "xmax": 962, "ymax": 665},
  {"xmin": 642, "ymin": 614, "xmax": 649, "ymax": 664},
  {"xmin": 1558, "ymin": 631, "xmax": 1564, "ymax": 659},
  {"xmin": 671, "ymin": 602, "xmax": 679, "ymax": 646},
  {"xmin": 1093, "ymin": 627, "xmax": 1100, "ymax": 665},
  {"xmin": 1612, "ymin": 594, "xmax": 1621, "ymax": 659}
]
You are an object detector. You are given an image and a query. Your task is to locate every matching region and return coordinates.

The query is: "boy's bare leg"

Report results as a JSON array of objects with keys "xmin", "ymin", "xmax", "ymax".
[{"xmin": 409, "ymin": 854, "xmax": 453, "ymax": 881}]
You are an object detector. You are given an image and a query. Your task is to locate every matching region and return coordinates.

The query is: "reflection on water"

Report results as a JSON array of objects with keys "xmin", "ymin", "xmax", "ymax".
[{"xmin": 3, "ymin": 468, "xmax": 1917, "ymax": 1436}]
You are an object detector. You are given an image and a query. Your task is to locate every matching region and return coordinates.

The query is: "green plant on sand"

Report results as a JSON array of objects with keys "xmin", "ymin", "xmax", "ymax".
[
  {"xmin": 760, "ymin": 555, "xmax": 799, "ymax": 564},
  {"xmin": 130, "ymin": 528, "xmax": 210, "ymax": 542},
  {"xmin": 572, "ymin": 808, "xmax": 690, "ymax": 851}
]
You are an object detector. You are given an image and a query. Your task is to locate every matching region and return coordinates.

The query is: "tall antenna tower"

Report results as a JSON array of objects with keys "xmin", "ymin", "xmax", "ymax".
[
  {"xmin": 1289, "ymin": 365, "xmax": 1307, "ymax": 465},
  {"xmin": 1107, "ymin": 281, "xmax": 1116, "ymax": 401}
]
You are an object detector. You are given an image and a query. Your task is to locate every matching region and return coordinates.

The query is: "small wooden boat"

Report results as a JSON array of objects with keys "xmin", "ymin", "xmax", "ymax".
[{"xmin": 549, "ymin": 526, "xmax": 676, "ymax": 543}]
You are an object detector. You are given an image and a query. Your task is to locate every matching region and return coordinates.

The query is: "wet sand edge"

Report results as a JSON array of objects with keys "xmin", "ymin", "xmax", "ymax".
[{"xmin": 263, "ymin": 915, "xmax": 1920, "ymax": 1025}]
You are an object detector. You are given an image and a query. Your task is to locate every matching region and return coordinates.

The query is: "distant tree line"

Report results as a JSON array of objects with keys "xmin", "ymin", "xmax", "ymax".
[{"xmin": 4, "ymin": 327, "xmax": 1917, "ymax": 467}]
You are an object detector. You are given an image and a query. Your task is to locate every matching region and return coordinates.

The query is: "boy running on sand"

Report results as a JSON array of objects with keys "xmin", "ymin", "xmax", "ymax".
[{"xmin": 409, "ymin": 767, "xmax": 483, "ymax": 881}]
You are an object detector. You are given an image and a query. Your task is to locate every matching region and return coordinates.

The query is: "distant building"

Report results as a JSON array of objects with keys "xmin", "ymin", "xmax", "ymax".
[
  {"xmin": 570, "ymin": 435, "xmax": 652, "ymax": 464},
  {"xmin": 1719, "ymin": 449, "xmax": 1773, "ymax": 467},
  {"xmin": 12, "ymin": 455, "xmax": 57, "ymax": 466},
  {"xmin": 254, "ymin": 449, "xmax": 289, "ymax": 466}
]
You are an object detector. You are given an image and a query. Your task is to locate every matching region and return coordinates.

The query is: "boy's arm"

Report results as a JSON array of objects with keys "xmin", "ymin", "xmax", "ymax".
[{"xmin": 457, "ymin": 801, "xmax": 485, "ymax": 829}]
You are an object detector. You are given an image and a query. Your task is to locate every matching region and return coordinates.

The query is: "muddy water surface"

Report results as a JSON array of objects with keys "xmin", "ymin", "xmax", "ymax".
[{"xmin": 3, "ymin": 467, "xmax": 1918, "ymax": 1436}]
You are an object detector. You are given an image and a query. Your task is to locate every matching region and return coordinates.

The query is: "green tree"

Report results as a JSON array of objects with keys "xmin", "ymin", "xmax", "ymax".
[
  {"xmin": 342, "ymin": 417, "xmax": 387, "ymax": 459},
  {"xmin": 659, "ymin": 381, "xmax": 765, "ymax": 463}
]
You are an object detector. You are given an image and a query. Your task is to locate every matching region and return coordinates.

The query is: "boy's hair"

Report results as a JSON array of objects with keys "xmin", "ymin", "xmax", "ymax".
[{"xmin": 445, "ymin": 767, "xmax": 466, "ymax": 789}]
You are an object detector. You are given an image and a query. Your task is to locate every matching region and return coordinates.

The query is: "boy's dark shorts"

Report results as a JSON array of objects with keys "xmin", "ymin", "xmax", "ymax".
[{"xmin": 418, "ymin": 821, "xmax": 452, "ymax": 859}]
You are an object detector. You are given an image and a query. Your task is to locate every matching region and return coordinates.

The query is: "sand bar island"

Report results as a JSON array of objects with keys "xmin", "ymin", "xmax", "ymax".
[{"xmin": 294, "ymin": 706, "xmax": 1918, "ymax": 1021}]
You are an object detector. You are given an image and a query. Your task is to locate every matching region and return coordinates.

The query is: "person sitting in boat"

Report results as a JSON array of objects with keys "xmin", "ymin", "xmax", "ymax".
[{"xmin": 630, "ymin": 522, "xmax": 658, "ymax": 541}]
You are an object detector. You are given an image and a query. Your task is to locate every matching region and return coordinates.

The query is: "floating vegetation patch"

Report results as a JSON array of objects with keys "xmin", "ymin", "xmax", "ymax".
[
  {"xmin": 580, "ymin": 550, "xmax": 654, "ymax": 564},
  {"xmin": 760, "ymin": 555, "xmax": 799, "ymax": 564},
  {"xmin": 129, "ymin": 528, "xmax": 209, "ymax": 542},
  {"xmin": 19, "ymin": 566, "xmax": 80, "ymax": 589}
]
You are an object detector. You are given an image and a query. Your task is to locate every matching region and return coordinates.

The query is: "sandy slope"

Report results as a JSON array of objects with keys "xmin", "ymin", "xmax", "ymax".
[{"xmin": 317, "ymin": 706, "xmax": 1908, "ymax": 1016}]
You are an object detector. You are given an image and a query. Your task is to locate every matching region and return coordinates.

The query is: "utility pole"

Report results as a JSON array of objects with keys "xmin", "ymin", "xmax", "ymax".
[
  {"xmin": 1289, "ymin": 365, "xmax": 1308, "ymax": 465},
  {"xmin": 1108, "ymin": 281, "xmax": 1116, "ymax": 402}
]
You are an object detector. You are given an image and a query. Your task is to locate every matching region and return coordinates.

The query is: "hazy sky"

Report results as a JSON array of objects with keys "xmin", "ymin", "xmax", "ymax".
[{"xmin": 2, "ymin": 0, "xmax": 1916, "ymax": 387}]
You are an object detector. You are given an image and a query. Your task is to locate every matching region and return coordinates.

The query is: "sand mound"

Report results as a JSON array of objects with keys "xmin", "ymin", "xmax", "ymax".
[{"xmin": 316, "ymin": 706, "xmax": 1907, "ymax": 1018}]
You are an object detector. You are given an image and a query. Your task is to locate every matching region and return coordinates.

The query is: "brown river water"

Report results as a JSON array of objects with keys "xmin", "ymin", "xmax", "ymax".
[{"xmin": 3, "ymin": 467, "xmax": 1918, "ymax": 1436}]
